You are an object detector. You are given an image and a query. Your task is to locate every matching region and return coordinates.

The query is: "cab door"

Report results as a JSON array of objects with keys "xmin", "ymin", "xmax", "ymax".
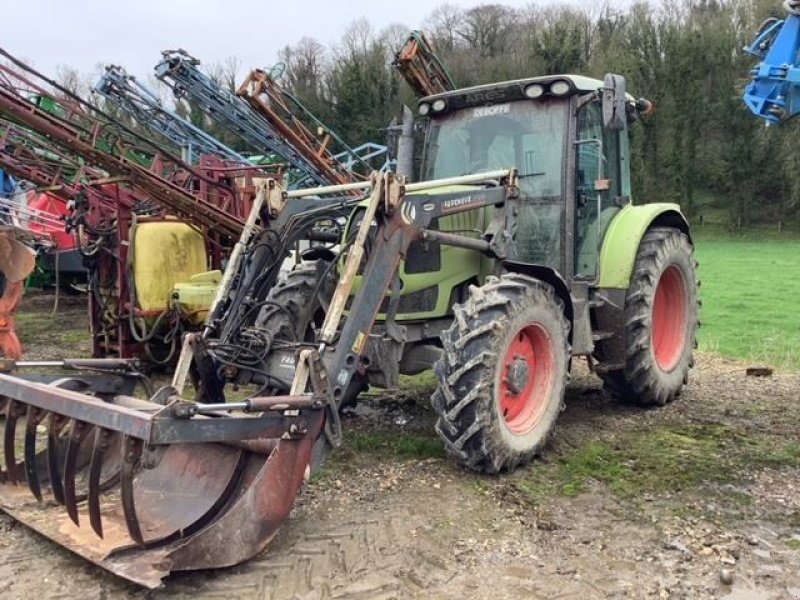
[{"xmin": 574, "ymin": 99, "xmax": 624, "ymax": 280}]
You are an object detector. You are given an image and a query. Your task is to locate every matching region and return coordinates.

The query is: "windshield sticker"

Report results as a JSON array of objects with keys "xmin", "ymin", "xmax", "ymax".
[{"xmin": 473, "ymin": 103, "xmax": 510, "ymax": 118}]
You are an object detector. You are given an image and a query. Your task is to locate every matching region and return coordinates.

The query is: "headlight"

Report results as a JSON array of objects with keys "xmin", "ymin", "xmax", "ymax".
[
  {"xmin": 432, "ymin": 99, "xmax": 447, "ymax": 112},
  {"xmin": 550, "ymin": 80, "xmax": 571, "ymax": 96},
  {"xmin": 418, "ymin": 102, "xmax": 430, "ymax": 116},
  {"xmin": 524, "ymin": 84, "xmax": 546, "ymax": 99}
]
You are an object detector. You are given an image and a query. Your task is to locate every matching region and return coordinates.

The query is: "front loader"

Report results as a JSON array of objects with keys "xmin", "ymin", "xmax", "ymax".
[{"xmin": 0, "ymin": 73, "xmax": 699, "ymax": 587}]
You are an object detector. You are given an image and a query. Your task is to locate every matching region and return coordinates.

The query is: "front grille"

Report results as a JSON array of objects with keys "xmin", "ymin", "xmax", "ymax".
[
  {"xmin": 405, "ymin": 219, "xmax": 441, "ymax": 274},
  {"xmin": 396, "ymin": 286, "xmax": 439, "ymax": 313}
]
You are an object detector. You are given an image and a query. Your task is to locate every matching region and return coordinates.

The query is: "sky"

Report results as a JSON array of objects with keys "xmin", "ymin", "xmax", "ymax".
[{"xmin": 3, "ymin": 0, "xmax": 632, "ymax": 85}]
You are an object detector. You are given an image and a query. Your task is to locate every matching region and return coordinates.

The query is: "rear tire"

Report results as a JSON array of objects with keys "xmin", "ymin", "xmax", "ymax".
[
  {"xmin": 597, "ymin": 227, "xmax": 699, "ymax": 406},
  {"xmin": 432, "ymin": 274, "xmax": 569, "ymax": 474},
  {"xmin": 258, "ymin": 262, "xmax": 367, "ymax": 407},
  {"xmin": 256, "ymin": 261, "xmax": 333, "ymax": 343}
]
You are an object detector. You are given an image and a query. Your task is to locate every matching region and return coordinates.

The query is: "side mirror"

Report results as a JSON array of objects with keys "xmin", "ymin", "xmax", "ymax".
[{"xmin": 602, "ymin": 73, "xmax": 627, "ymax": 131}]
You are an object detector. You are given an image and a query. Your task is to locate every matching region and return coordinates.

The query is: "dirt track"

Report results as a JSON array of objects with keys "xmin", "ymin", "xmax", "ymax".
[{"xmin": 1, "ymin": 293, "xmax": 799, "ymax": 599}]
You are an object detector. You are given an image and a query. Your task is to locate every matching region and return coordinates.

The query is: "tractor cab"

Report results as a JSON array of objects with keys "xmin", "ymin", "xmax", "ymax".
[{"xmin": 418, "ymin": 75, "xmax": 635, "ymax": 283}]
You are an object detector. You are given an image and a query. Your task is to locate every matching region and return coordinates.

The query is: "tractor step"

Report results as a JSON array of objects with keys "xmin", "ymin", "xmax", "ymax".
[
  {"xmin": 587, "ymin": 299, "xmax": 606, "ymax": 309},
  {"xmin": 592, "ymin": 331, "xmax": 616, "ymax": 342},
  {"xmin": 593, "ymin": 362, "xmax": 625, "ymax": 374}
]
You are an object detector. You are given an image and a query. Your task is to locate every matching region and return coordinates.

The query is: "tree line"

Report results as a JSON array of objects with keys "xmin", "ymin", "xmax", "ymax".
[
  {"xmin": 268, "ymin": 0, "xmax": 799, "ymax": 229},
  {"xmin": 53, "ymin": 1, "xmax": 800, "ymax": 228}
]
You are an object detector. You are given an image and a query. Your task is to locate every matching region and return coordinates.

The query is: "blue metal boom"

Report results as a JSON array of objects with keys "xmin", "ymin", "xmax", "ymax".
[
  {"xmin": 155, "ymin": 51, "xmax": 333, "ymax": 187},
  {"xmin": 94, "ymin": 65, "xmax": 248, "ymax": 164},
  {"xmin": 155, "ymin": 51, "xmax": 388, "ymax": 188},
  {"xmin": 744, "ymin": 2, "xmax": 800, "ymax": 123}
]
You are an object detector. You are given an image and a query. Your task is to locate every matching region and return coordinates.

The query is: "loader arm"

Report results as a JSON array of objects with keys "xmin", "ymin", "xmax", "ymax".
[
  {"xmin": 287, "ymin": 169, "xmax": 517, "ymax": 409},
  {"xmin": 0, "ymin": 170, "xmax": 516, "ymax": 588}
]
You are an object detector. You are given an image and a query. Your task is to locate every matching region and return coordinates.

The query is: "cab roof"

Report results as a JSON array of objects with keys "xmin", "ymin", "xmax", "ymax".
[{"xmin": 419, "ymin": 74, "xmax": 632, "ymax": 115}]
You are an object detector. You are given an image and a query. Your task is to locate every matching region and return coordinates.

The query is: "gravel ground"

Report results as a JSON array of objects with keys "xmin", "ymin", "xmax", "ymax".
[{"xmin": 1, "ymin": 292, "xmax": 799, "ymax": 599}]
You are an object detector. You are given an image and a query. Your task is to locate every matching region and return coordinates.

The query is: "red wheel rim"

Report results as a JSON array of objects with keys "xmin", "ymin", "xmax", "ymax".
[
  {"xmin": 651, "ymin": 265, "xmax": 688, "ymax": 371},
  {"xmin": 499, "ymin": 323, "xmax": 555, "ymax": 435}
]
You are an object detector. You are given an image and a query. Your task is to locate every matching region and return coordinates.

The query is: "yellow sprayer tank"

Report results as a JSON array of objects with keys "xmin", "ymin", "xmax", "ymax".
[
  {"xmin": 173, "ymin": 270, "xmax": 222, "ymax": 324},
  {"xmin": 132, "ymin": 221, "xmax": 208, "ymax": 313}
]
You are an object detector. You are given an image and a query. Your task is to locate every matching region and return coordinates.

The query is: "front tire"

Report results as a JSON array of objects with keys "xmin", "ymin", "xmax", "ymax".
[
  {"xmin": 598, "ymin": 227, "xmax": 699, "ymax": 406},
  {"xmin": 432, "ymin": 274, "xmax": 569, "ymax": 474}
]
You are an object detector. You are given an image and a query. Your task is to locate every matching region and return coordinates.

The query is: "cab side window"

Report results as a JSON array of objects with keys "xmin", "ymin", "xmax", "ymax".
[{"xmin": 575, "ymin": 100, "xmax": 622, "ymax": 278}]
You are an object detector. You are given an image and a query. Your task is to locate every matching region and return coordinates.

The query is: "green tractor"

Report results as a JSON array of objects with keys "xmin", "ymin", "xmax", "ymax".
[
  {"xmin": 268, "ymin": 73, "xmax": 699, "ymax": 473},
  {"xmin": 0, "ymin": 72, "xmax": 700, "ymax": 585}
]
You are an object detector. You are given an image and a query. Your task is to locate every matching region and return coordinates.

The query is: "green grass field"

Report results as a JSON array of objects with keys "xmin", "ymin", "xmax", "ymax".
[{"xmin": 694, "ymin": 235, "xmax": 800, "ymax": 371}]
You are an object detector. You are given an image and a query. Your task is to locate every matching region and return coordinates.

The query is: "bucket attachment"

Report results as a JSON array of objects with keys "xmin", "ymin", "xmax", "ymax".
[
  {"xmin": 0, "ymin": 169, "xmax": 520, "ymax": 588},
  {"xmin": 0, "ymin": 364, "xmax": 327, "ymax": 588}
]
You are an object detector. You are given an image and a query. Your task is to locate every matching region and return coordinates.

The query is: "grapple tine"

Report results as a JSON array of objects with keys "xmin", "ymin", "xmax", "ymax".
[
  {"xmin": 3, "ymin": 399, "xmax": 22, "ymax": 484},
  {"xmin": 0, "ymin": 362, "xmax": 327, "ymax": 588},
  {"xmin": 0, "ymin": 397, "xmax": 6, "ymax": 481},
  {"xmin": 23, "ymin": 406, "xmax": 47, "ymax": 501},
  {"xmin": 87, "ymin": 427, "xmax": 112, "ymax": 538},
  {"xmin": 63, "ymin": 419, "xmax": 92, "ymax": 526},
  {"xmin": 46, "ymin": 412, "xmax": 67, "ymax": 504},
  {"xmin": 121, "ymin": 435, "xmax": 145, "ymax": 545}
]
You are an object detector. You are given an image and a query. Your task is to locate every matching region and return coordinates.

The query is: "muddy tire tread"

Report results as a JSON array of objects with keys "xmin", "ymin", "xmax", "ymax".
[
  {"xmin": 598, "ymin": 227, "xmax": 700, "ymax": 406},
  {"xmin": 432, "ymin": 274, "xmax": 570, "ymax": 474}
]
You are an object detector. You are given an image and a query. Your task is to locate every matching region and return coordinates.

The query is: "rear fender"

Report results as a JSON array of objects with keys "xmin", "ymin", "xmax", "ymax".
[{"xmin": 598, "ymin": 204, "xmax": 690, "ymax": 289}]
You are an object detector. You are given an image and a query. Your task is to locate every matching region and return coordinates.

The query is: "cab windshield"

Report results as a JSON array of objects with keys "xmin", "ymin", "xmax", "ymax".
[{"xmin": 422, "ymin": 99, "xmax": 567, "ymax": 199}]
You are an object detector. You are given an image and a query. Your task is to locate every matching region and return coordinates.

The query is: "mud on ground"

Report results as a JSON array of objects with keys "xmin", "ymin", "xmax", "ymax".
[{"xmin": 1, "ymin": 292, "xmax": 799, "ymax": 599}]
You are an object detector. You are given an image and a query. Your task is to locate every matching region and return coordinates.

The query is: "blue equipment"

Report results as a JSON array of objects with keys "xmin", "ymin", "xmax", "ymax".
[
  {"xmin": 744, "ymin": 1, "xmax": 800, "ymax": 123},
  {"xmin": 155, "ymin": 51, "xmax": 341, "ymax": 186},
  {"xmin": 94, "ymin": 65, "xmax": 248, "ymax": 164},
  {"xmin": 154, "ymin": 50, "xmax": 389, "ymax": 187},
  {"xmin": 0, "ymin": 170, "xmax": 16, "ymax": 197}
]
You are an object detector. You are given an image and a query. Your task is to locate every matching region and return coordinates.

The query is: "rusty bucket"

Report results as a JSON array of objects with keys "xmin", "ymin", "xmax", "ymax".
[{"xmin": 0, "ymin": 371, "xmax": 324, "ymax": 588}]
